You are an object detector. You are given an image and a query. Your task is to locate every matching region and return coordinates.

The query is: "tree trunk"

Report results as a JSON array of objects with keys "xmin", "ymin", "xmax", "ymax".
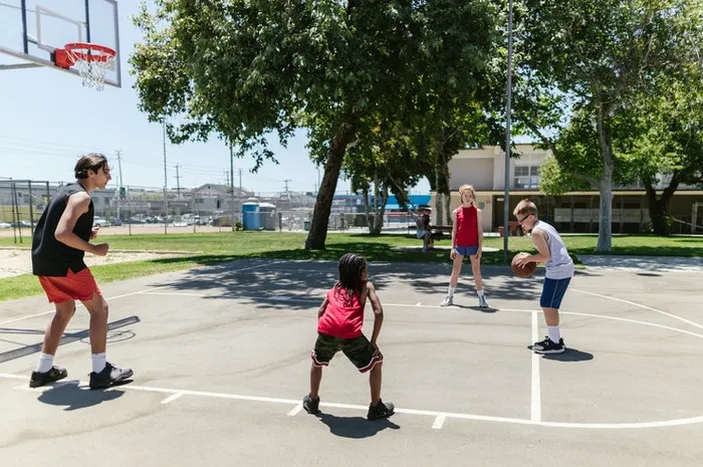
[
  {"xmin": 596, "ymin": 167, "xmax": 613, "ymax": 252},
  {"xmin": 370, "ymin": 175, "xmax": 381, "ymax": 234},
  {"xmin": 305, "ymin": 118, "xmax": 357, "ymax": 250},
  {"xmin": 644, "ymin": 173, "xmax": 680, "ymax": 236},
  {"xmin": 595, "ymin": 104, "xmax": 614, "ymax": 253},
  {"xmin": 434, "ymin": 163, "xmax": 444, "ymax": 226},
  {"xmin": 362, "ymin": 184, "xmax": 372, "ymax": 233},
  {"xmin": 371, "ymin": 183, "xmax": 389, "ymax": 235},
  {"xmin": 443, "ymin": 161, "xmax": 452, "ymax": 225}
]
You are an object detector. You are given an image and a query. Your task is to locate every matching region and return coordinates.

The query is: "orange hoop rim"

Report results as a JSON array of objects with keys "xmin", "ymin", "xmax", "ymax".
[{"xmin": 62, "ymin": 42, "xmax": 116, "ymax": 63}]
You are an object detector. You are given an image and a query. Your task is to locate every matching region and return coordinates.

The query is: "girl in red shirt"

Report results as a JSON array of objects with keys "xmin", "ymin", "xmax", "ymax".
[
  {"xmin": 441, "ymin": 184, "xmax": 489, "ymax": 308},
  {"xmin": 302, "ymin": 253, "xmax": 394, "ymax": 420}
]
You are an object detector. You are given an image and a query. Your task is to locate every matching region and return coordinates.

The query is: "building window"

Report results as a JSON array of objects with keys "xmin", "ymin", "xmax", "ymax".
[{"xmin": 514, "ymin": 166, "xmax": 540, "ymax": 189}]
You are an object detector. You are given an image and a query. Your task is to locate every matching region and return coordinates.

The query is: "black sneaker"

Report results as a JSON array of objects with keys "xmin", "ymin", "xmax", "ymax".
[
  {"xmin": 367, "ymin": 399, "xmax": 394, "ymax": 420},
  {"xmin": 531, "ymin": 336, "xmax": 566, "ymax": 354},
  {"xmin": 89, "ymin": 362, "xmax": 133, "ymax": 390},
  {"xmin": 302, "ymin": 394, "xmax": 320, "ymax": 415},
  {"xmin": 29, "ymin": 366, "xmax": 68, "ymax": 388}
]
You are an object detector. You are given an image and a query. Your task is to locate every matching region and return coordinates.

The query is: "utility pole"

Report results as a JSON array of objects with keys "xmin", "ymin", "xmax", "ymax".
[
  {"xmin": 162, "ymin": 121, "xmax": 168, "ymax": 234},
  {"xmin": 174, "ymin": 164, "xmax": 181, "ymax": 199},
  {"xmin": 283, "ymin": 179, "xmax": 292, "ymax": 209},
  {"xmin": 230, "ymin": 144, "xmax": 235, "ymax": 231},
  {"xmin": 116, "ymin": 149, "xmax": 123, "ymax": 221}
]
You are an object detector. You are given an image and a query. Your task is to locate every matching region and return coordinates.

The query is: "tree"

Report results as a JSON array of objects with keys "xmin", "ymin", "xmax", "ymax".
[
  {"xmin": 623, "ymin": 74, "xmax": 703, "ymax": 234},
  {"xmin": 130, "ymin": 0, "xmax": 498, "ymax": 250},
  {"xmin": 516, "ymin": 0, "xmax": 700, "ymax": 251},
  {"xmin": 343, "ymin": 120, "xmax": 423, "ymax": 234}
]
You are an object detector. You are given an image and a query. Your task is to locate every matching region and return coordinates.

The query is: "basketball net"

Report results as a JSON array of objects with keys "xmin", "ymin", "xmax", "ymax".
[
  {"xmin": 56, "ymin": 43, "xmax": 116, "ymax": 91},
  {"xmin": 71, "ymin": 55, "xmax": 114, "ymax": 91}
]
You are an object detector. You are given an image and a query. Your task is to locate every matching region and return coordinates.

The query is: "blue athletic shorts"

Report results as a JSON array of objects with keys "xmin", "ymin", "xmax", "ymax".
[
  {"xmin": 455, "ymin": 245, "xmax": 479, "ymax": 256},
  {"xmin": 540, "ymin": 277, "xmax": 571, "ymax": 309}
]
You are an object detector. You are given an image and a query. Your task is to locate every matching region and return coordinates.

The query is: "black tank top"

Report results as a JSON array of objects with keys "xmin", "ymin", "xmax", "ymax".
[{"xmin": 31, "ymin": 183, "xmax": 94, "ymax": 276}]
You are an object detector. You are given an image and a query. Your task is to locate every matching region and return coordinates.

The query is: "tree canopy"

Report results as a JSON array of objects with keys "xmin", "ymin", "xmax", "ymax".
[
  {"xmin": 515, "ymin": 0, "xmax": 702, "ymax": 250},
  {"xmin": 130, "ymin": 0, "xmax": 499, "ymax": 248}
]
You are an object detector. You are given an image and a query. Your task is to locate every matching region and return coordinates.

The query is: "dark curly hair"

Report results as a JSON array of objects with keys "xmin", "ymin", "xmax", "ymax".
[{"xmin": 335, "ymin": 253, "xmax": 367, "ymax": 305}]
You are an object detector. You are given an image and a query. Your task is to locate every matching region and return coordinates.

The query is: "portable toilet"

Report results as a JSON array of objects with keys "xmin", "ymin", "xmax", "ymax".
[
  {"xmin": 242, "ymin": 201, "xmax": 260, "ymax": 230},
  {"xmin": 258, "ymin": 203, "xmax": 277, "ymax": 231}
]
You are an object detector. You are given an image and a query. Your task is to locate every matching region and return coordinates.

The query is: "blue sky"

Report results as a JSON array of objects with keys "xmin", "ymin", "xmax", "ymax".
[{"xmin": 0, "ymin": 1, "xmax": 431, "ymax": 195}]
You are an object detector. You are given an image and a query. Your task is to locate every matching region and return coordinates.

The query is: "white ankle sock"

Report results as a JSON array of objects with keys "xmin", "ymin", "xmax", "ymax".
[
  {"xmin": 36, "ymin": 353, "xmax": 54, "ymax": 373},
  {"xmin": 547, "ymin": 326, "xmax": 561, "ymax": 343},
  {"xmin": 477, "ymin": 289, "xmax": 485, "ymax": 297},
  {"xmin": 447, "ymin": 286, "xmax": 456, "ymax": 297},
  {"xmin": 91, "ymin": 353, "xmax": 107, "ymax": 373}
]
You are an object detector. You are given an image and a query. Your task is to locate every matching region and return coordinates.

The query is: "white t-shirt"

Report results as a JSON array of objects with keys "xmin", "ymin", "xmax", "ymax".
[{"xmin": 533, "ymin": 220, "xmax": 574, "ymax": 280}]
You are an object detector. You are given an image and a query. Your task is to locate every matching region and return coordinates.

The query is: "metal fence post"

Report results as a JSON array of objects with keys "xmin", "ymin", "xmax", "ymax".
[{"xmin": 28, "ymin": 181, "xmax": 35, "ymax": 236}]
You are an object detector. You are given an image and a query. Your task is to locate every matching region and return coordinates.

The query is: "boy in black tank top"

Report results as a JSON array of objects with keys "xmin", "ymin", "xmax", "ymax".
[{"xmin": 29, "ymin": 154, "xmax": 133, "ymax": 390}]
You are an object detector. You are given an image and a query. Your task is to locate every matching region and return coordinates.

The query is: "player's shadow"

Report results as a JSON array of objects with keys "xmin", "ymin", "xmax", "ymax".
[
  {"xmin": 450, "ymin": 304, "xmax": 499, "ymax": 313},
  {"xmin": 36, "ymin": 380, "xmax": 128, "ymax": 411},
  {"xmin": 316, "ymin": 413, "xmax": 400, "ymax": 438},
  {"xmin": 540, "ymin": 348, "xmax": 594, "ymax": 362}
]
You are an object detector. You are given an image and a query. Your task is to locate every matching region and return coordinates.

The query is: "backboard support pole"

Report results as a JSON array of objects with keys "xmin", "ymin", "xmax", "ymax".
[
  {"xmin": 84, "ymin": 0, "xmax": 91, "ymax": 43},
  {"xmin": 20, "ymin": 0, "xmax": 29, "ymax": 53},
  {"xmin": 0, "ymin": 63, "xmax": 43, "ymax": 70}
]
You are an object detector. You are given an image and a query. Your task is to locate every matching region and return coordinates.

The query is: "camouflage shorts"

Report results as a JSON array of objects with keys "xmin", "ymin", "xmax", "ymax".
[{"xmin": 311, "ymin": 333, "xmax": 382, "ymax": 373}]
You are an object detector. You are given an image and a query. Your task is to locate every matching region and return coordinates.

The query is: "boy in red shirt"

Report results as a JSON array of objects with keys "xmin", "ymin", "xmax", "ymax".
[
  {"xmin": 441, "ymin": 184, "xmax": 488, "ymax": 308},
  {"xmin": 302, "ymin": 253, "xmax": 394, "ymax": 420}
]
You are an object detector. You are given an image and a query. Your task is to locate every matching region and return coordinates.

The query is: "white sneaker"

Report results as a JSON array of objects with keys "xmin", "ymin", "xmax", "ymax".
[
  {"xmin": 440, "ymin": 296, "xmax": 453, "ymax": 307},
  {"xmin": 478, "ymin": 295, "xmax": 489, "ymax": 308}
]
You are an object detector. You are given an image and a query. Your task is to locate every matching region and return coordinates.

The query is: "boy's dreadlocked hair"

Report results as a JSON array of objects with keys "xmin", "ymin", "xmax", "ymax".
[{"xmin": 335, "ymin": 253, "xmax": 367, "ymax": 306}]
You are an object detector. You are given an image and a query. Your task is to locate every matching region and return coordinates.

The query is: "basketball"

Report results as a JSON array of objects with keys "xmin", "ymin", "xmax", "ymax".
[{"xmin": 511, "ymin": 253, "xmax": 536, "ymax": 278}]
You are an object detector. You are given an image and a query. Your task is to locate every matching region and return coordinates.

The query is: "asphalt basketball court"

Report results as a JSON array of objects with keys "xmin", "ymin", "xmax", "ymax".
[{"xmin": 0, "ymin": 257, "xmax": 702, "ymax": 466}]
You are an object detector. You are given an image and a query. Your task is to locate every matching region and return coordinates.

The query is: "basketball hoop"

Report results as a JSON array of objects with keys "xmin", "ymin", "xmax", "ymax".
[{"xmin": 54, "ymin": 42, "xmax": 116, "ymax": 91}]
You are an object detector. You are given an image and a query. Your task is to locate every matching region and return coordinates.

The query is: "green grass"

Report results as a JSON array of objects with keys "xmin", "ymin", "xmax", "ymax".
[{"xmin": 1, "ymin": 231, "xmax": 701, "ymax": 302}]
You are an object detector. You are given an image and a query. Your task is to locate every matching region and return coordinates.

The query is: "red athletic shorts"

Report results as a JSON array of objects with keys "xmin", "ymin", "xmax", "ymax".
[{"xmin": 38, "ymin": 268, "xmax": 102, "ymax": 304}]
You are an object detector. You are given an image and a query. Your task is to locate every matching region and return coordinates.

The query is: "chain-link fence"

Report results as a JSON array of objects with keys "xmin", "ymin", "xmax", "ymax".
[
  {"xmin": 0, "ymin": 179, "xmax": 52, "ymax": 243},
  {"xmin": 1, "ymin": 179, "xmax": 408, "ymax": 240}
]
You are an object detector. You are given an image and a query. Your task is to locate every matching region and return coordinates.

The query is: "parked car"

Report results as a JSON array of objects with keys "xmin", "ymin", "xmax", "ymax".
[{"xmin": 93, "ymin": 217, "xmax": 110, "ymax": 227}]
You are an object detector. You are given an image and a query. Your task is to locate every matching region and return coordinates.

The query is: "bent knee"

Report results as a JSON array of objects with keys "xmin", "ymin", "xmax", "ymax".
[{"xmin": 87, "ymin": 301, "xmax": 109, "ymax": 316}]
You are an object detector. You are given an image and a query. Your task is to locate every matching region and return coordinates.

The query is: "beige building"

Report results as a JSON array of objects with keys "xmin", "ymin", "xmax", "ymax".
[{"xmin": 431, "ymin": 144, "xmax": 703, "ymax": 234}]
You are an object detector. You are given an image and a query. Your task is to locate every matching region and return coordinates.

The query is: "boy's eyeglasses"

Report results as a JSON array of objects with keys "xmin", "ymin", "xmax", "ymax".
[{"xmin": 517, "ymin": 214, "xmax": 531, "ymax": 224}]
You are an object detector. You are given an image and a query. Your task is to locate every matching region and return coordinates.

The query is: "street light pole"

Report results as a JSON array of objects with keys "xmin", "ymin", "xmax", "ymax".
[
  {"xmin": 503, "ymin": 0, "xmax": 515, "ymax": 264},
  {"xmin": 230, "ymin": 144, "xmax": 235, "ymax": 231},
  {"xmin": 162, "ymin": 121, "xmax": 168, "ymax": 235}
]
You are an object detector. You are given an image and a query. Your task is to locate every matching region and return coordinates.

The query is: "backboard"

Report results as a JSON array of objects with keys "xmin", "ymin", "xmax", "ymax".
[{"xmin": 0, "ymin": 0, "xmax": 121, "ymax": 88}]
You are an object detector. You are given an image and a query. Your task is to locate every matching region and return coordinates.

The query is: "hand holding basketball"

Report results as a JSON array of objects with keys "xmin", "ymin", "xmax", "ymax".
[{"xmin": 512, "ymin": 252, "xmax": 536, "ymax": 278}]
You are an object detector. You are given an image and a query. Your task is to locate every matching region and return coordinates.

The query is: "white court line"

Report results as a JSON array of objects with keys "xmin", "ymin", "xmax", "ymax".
[
  {"xmin": 114, "ymin": 291, "xmax": 703, "ymax": 341},
  {"xmin": 141, "ymin": 292, "xmax": 210, "ymax": 298},
  {"xmin": 572, "ymin": 288, "xmax": 703, "ymax": 332},
  {"xmin": 2, "ymin": 372, "xmax": 702, "ymax": 430},
  {"xmin": 432, "ymin": 414, "xmax": 446, "ymax": 430},
  {"xmin": 13, "ymin": 384, "xmax": 37, "ymax": 392},
  {"xmin": 0, "ymin": 288, "xmax": 161, "ymax": 326},
  {"xmin": 287, "ymin": 403, "xmax": 304, "ymax": 416},
  {"xmin": 0, "ymin": 260, "xmax": 274, "ymax": 326},
  {"xmin": 161, "ymin": 392, "xmax": 184, "ymax": 404},
  {"xmin": 530, "ymin": 311, "xmax": 541, "ymax": 422}
]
